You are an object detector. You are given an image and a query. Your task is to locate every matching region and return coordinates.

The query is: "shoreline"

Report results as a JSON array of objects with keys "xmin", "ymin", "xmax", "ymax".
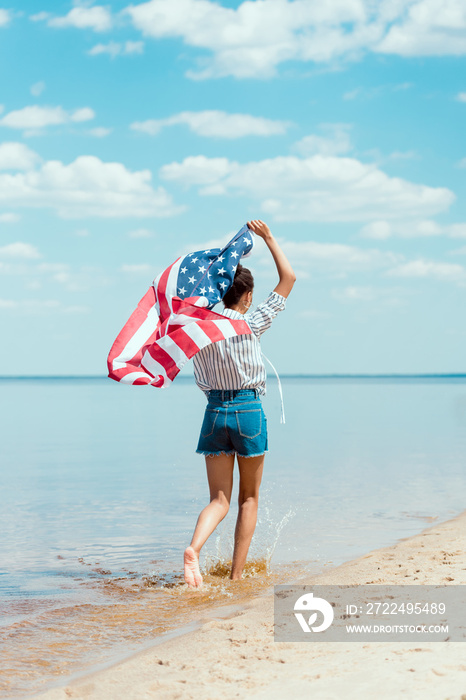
[{"xmin": 32, "ymin": 508, "xmax": 466, "ymax": 700}]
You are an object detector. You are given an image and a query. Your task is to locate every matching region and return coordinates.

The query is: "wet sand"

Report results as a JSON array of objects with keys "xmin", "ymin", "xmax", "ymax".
[{"xmin": 32, "ymin": 509, "xmax": 466, "ymax": 700}]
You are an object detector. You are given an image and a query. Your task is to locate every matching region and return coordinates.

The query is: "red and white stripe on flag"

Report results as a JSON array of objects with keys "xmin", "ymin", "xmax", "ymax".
[{"xmin": 107, "ymin": 258, "xmax": 252, "ymax": 387}]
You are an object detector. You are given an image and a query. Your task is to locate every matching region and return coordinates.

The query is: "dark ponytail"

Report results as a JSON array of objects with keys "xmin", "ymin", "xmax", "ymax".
[{"xmin": 223, "ymin": 264, "xmax": 254, "ymax": 308}]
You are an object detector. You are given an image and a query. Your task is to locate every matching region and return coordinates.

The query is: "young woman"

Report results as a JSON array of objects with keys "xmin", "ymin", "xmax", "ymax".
[{"xmin": 183, "ymin": 219, "xmax": 296, "ymax": 588}]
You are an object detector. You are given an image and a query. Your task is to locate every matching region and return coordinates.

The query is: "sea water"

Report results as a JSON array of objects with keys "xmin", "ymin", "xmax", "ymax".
[{"xmin": 1, "ymin": 376, "xmax": 466, "ymax": 697}]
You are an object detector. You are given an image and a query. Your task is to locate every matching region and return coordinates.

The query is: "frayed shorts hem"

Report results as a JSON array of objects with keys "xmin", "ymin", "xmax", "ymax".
[{"xmin": 196, "ymin": 449, "xmax": 268, "ymax": 459}]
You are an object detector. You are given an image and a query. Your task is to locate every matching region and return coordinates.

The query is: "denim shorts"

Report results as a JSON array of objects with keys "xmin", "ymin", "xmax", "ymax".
[{"xmin": 196, "ymin": 389, "xmax": 268, "ymax": 459}]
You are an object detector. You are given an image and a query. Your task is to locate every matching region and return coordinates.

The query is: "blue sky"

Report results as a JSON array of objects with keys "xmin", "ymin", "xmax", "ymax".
[{"xmin": 1, "ymin": 0, "xmax": 466, "ymax": 375}]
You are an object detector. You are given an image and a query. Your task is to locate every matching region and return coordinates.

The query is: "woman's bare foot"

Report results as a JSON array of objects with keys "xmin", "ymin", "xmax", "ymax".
[{"xmin": 184, "ymin": 546, "xmax": 203, "ymax": 588}]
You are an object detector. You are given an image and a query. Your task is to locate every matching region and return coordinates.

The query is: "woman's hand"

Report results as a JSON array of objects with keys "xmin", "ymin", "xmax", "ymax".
[{"xmin": 247, "ymin": 220, "xmax": 272, "ymax": 241}]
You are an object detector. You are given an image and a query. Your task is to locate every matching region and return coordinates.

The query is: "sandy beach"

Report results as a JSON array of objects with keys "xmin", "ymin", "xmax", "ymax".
[{"xmin": 31, "ymin": 509, "xmax": 466, "ymax": 700}]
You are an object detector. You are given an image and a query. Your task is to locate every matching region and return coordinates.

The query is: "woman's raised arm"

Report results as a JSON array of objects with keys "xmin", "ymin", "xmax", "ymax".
[{"xmin": 247, "ymin": 220, "xmax": 296, "ymax": 299}]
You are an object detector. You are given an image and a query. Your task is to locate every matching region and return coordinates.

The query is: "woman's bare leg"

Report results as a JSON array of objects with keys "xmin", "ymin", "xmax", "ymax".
[
  {"xmin": 184, "ymin": 453, "xmax": 235, "ymax": 588},
  {"xmin": 230, "ymin": 454, "xmax": 264, "ymax": 581}
]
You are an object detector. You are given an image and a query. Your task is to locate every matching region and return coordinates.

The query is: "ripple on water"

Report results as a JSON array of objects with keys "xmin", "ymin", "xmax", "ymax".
[
  {"xmin": 0, "ymin": 507, "xmax": 305, "ymax": 699},
  {"xmin": 0, "ymin": 554, "xmax": 309, "ymax": 699}
]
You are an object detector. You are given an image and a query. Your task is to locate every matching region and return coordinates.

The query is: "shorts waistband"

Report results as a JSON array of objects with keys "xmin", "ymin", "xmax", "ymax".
[{"xmin": 208, "ymin": 389, "xmax": 259, "ymax": 401}]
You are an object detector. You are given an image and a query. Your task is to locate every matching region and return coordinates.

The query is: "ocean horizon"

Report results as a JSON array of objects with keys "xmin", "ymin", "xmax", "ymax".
[{"xmin": 1, "ymin": 373, "xmax": 466, "ymax": 380}]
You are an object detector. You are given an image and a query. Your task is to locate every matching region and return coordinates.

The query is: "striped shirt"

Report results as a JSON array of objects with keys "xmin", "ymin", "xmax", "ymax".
[{"xmin": 193, "ymin": 291, "xmax": 286, "ymax": 396}]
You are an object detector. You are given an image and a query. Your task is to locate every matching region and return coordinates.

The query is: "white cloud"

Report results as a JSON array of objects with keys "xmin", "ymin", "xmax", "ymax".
[
  {"xmin": 30, "ymin": 12, "xmax": 51, "ymax": 22},
  {"xmin": 0, "ymin": 213, "xmax": 20, "ymax": 223},
  {"xmin": 448, "ymin": 245, "xmax": 466, "ymax": 255},
  {"xmin": 30, "ymin": 81, "xmax": 46, "ymax": 97},
  {"xmin": 252, "ymin": 237, "xmax": 403, "ymax": 281},
  {"xmin": 0, "ymin": 154, "xmax": 182, "ymax": 219},
  {"xmin": 121, "ymin": 0, "xmax": 466, "ymax": 78},
  {"xmin": 0, "ymin": 142, "xmax": 41, "ymax": 170},
  {"xmin": 177, "ymin": 236, "xmax": 229, "ymax": 257},
  {"xmin": 128, "ymin": 228, "xmax": 154, "ymax": 238},
  {"xmin": 360, "ymin": 219, "xmax": 466, "ymax": 239},
  {"xmin": 88, "ymin": 41, "xmax": 120, "ymax": 57},
  {"xmin": 386, "ymin": 258, "xmax": 466, "ymax": 284},
  {"xmin": 0, "ymin": 105, "xmax": 95, "ymax": 130},
  {"xmin": 293, "ymin": 124, "xmax": 352, "ymax": 156},
  {"xmin": 376, "ymin": 0, "xmax": 466, "ymax": 57},
  {"xmin": 277, "ymin": 240, "xmax": 402, "ymax": 277},
  {"xmin": 359, "ymin": 220, "xmax": 392, "ymax": 239},
  {"xmin": 0, "ymin": 8, "xmax": 11, "ymax": 27},
  {"xmin": 0, "ymin": 242, "xmax": 41, "ymax": 259},
  {"xmin": 48, "ymin": 5, "xmax": 113, "ymax": 32},
  {"xmin": 123, "ymin": 0, "xmax": 381, "ymax": 79},
  {"xmin": 125, "ymin": 40, "xmax": 144, "ymax": 54},
  {"xmin": 343, "ymin": 82, "xmax": 414, "ymax": 101},
  {"xmin": 297, "ymin": 308, "xmax": 331, "ymax": 319},
  {"xmin": 343, "ymin": 88, "xmax": 362, "ymax": 101},
  {"xmin": 88, "ymin": 127, "xmax": 112, "ymax": 137},
  {"xmin": 456, "ymin": 92, "xmax": 466, "ymax": 102},
  {"xmin": 88, "ymin": 40, "xmax": 144, "ymax": 57},
  {"xmin": 0, "ymin": 299, "xmax": 20, "ymax": 308},
  {"xmin": 393, "ymin": 82, "xmax": 414, "ymax": 91},
  {"xmin": 121, "ymin": 263, "xmax": 153, "ymax": 274},
  {"xmin": 131, "ymin": 110, "xmax": 290, "ymax": 139},
  {"xmin": 44, "ymin": 264, "xmax": 114, "ymax": 292},
  {"xmin": 71, "ymin": 107, "xmax": 95, "ymax": 123},
  {"xmin": 427, "ymin": 221, "xmax": 466, "ymax": 237},
  {"xmin": 388, "ymin": 150, "xmax": 418, "ymax": 160},
  {"xmin": 0, "ymin": 299, "xmax": 89, "ymax": 314},
  {"xmin": 160, "ymin": 153, "xmax": 454, "ymax": 223},
  {"xmin": 36, "ymin": 262, "xmax": 69, "ymax": 275},
  {"xmin": 332, "ymin": 285, "xmax": 376, "ymax": 301},
  {"xmin": 0, "ymin": 260, "xmax": 67, "ymax": 278},
  {"xmin": 162, "ymin": 156, "xmax": 232, "ymax": 187},
  {"xmin": 331, "ymin": 284, "xmax": 406, "ymax": 306},
  {"xmin": 0, "ymin": 259, "xmax": 114, "ymax": 292}
]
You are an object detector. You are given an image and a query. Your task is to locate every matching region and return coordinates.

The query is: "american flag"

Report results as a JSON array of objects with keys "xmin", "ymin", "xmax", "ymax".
[{"xmin": 107, "ymin": 224, "xmax": 255, "ymax": 387}]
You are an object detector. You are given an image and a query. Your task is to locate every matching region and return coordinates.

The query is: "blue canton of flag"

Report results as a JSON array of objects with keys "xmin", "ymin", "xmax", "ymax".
[{"xmin": 176, "ymin": 224, "xmax": 255, "ymax": 307}]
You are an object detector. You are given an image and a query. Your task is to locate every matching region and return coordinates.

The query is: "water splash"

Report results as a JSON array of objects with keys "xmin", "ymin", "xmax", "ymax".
[
  {"xmin": 201, "ymin": 496, "xmax": 297, "ymax": 577},
  {"xmin": 259, "ymin": 505, "xmax": 297, "ymax": 570}
]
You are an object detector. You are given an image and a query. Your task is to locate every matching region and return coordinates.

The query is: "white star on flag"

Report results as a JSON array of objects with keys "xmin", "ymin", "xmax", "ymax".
[
  {"xmin": 180, "ymin": 267, "xmax": 187, "ymax": 274},
  {"xmin": 188, "ymin": 276, "xmax": 196, "ymax": 284},
  {"xmin": 218, "ymin": 267, "xmax": 226, "ymax": 275},
  {"xmin": 178, "ymin": 287, "xmax": 186, "ymax": 295},
  {"xmin": 231, "ymin": 251, "xmax": 239, "ymax": 259}
]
